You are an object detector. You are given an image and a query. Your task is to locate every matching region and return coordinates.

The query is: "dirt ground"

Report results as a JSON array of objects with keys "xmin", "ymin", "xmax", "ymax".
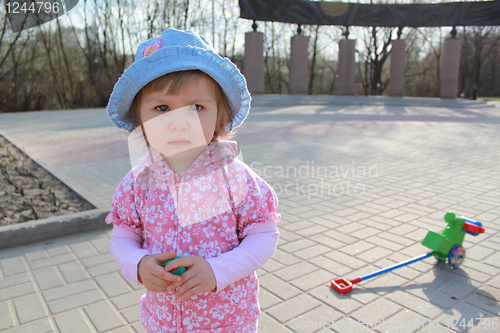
[{"xmin": 0, "ymin": 135, "xmax": 94, "ymax": 226}]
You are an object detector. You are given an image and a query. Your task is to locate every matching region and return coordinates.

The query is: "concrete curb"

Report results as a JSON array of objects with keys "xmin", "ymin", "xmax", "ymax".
[
  {"xmin": 0, "ymin": 208, "xmax": 111, "ymax": 250},
  {"xmin": 250, "ymin": 94, "xmax": 492, "ymax": 108}
]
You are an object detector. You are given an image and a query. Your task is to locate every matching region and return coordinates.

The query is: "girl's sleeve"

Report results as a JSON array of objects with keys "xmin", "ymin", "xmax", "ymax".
[
  {"xmin": 106, "ymin": 171, "xmax": 149, "ymax": 284},
  {"xmin": 207, "ymin": 213, "xmax": 279, "ymax": 292},
  {"xmin": 235, "ymin": 171, "xmax": 281, "ymax": 240},
  {"xmin": 105, "ymin": 170, "xmax": 144, "ymax": 234},
  {"xmin": 109, "ymin": 225, "xmax": 151, "ymax": 285},
  {"xmin": 204, "ymin": 169, "xmax": 281, "ymax": 292}
]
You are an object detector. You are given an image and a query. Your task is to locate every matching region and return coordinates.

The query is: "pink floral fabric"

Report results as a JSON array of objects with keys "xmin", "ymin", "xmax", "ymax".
[{"xmin": 106, "ymin": 141, "xmax": 280, "ymax": 332}]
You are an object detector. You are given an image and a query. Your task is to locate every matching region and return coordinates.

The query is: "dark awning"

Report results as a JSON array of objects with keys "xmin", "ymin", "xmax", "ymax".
[{"xmin": 239, "ymin": 0, "xmax": 500, "ymax": 27}]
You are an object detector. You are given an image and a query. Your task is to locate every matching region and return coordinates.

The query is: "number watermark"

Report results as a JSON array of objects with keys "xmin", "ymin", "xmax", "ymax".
[
  {"xmin": 3, "ymin": 1, "xmax": 79, "ymax": 32},
  {"xmin": 290, "ymin": 316, "xmax": 498, "ymax": 331}
]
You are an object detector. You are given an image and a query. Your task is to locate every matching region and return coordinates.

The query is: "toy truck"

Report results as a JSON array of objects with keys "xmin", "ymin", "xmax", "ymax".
[{"xmin": 331, "ymin": 211, "xmax": 485, "ymax": 294}]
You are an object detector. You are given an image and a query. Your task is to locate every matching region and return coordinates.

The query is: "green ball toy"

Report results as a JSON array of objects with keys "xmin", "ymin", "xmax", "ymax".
[{"xmin": 165, "ymin": 256, "xmax": 187, "ymax": 276}]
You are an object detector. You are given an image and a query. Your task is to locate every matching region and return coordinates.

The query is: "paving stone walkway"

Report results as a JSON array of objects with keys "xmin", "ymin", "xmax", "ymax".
[{"xmin": 0, "ymin": 97, "xmax": 499, "ymax": 332}]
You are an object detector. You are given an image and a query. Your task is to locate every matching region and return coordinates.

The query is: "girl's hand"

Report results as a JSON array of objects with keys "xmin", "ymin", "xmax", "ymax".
[
  {"xmin": 138, "ymin": 252, "xmax": 182, "ymax": 292},
  {"xmin": 165, "ymin": 256, "xmax": 216, "ymax": 301}
]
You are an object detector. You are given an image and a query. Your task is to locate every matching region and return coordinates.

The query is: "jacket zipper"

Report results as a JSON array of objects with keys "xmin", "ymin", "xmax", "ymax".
[
  {"xmin": 174, "ymin": 173, "xmax": 181, "ymax": 207},
  {"xmin": 173, "ymin": 172, "xmax": 182, "ymax": 330}
]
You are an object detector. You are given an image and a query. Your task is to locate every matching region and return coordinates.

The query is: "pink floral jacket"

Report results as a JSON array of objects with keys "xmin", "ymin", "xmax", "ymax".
[{"xmin": 106, "ymin": 141, "xmax": 280, "ymax": 332}]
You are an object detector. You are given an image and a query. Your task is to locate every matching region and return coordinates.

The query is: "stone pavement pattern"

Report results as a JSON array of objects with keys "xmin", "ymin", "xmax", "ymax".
[{"xmin": 0, "ymin": 98, "xmax": 499, "ymax": 332}]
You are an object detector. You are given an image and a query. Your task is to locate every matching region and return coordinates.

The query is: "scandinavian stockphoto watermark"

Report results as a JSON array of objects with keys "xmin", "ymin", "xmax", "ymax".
[{"xmin": 250, "ymin": 161, "xmax": 379, "ymax": 199}]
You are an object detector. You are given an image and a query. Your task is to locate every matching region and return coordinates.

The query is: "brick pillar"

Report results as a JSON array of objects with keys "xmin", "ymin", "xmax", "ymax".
[
  {"xmin": 244, "ymin": 31, "xmax": 264, "ymax": 94},
  {"xmin": 441, "ymin": 38, "xmax": 462, "ymax": 98},
  {"xmin": 289, "ymin": 34, "xmax": 309, "ymax": 95},
  {"xmin": 338, "ymin": 39, "xmax": 356, "ymax": 95},
  {"xmin": 389, "ymin": 39, "xmax": 406, "ymax": 97}
]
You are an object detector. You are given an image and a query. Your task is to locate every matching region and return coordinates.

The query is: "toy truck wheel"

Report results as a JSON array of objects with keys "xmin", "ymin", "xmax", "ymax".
[{"xmin": 447, "ymin": 245, "xmax": 465, "ymax": 269}]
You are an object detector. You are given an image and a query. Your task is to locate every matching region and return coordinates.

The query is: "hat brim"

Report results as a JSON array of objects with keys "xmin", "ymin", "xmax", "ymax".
[{"xmin": 107, "ymin": 45, "xmax": 251, "ymax": 133}]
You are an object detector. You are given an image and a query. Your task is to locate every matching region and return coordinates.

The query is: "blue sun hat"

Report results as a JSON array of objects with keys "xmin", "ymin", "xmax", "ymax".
[{"xmin": 106, "ymin": 28, "xmax": 251, "ymax": 133}]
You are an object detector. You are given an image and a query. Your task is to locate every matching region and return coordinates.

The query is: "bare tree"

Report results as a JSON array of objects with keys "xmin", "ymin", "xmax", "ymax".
[
  {"xmin": 0, "ymin": 7, "xmax": 26, "ymax": 112},
  {"xmin": 0, "ymin": 9, "xmax": 23, "ymax": 71},
  {"xmin": 415, "ymin": 27, "xmax": 444, "ymax": 97},
  {"xmin": 308, "ymin": 25, "xmax": 320, "ymax": 95},
  {"xmin": 263, "ymin": 22, "xmax": 290, "ymax": 94},
  {"xmin": 219, "ymin": 0, "xmax": 239, "ymax": 59},
  {"xmin": 0, "ymin": 15, "xmax": 53, "ymax": 112},
  {"xmin": 459, "ymin": 26, "xmax": 500, "ymax": 97},
  {"xmin": 6, "ymin": 0, "xmax": 499, "ymax": 113},
  {"xmin": 357, "ymin": 26, "xmax": 394, "ymax": 95}
]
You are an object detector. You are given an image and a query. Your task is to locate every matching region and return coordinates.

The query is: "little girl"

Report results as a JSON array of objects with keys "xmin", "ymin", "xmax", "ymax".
[{"xmin": 105, "ymin": 29, "xmax": 280, "ymax": 332}]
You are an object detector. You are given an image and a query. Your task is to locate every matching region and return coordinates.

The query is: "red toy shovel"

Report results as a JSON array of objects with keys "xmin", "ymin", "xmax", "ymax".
[{"xmin": 331, "ymin": 253, "xmax": 432, "ymax": 295}]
